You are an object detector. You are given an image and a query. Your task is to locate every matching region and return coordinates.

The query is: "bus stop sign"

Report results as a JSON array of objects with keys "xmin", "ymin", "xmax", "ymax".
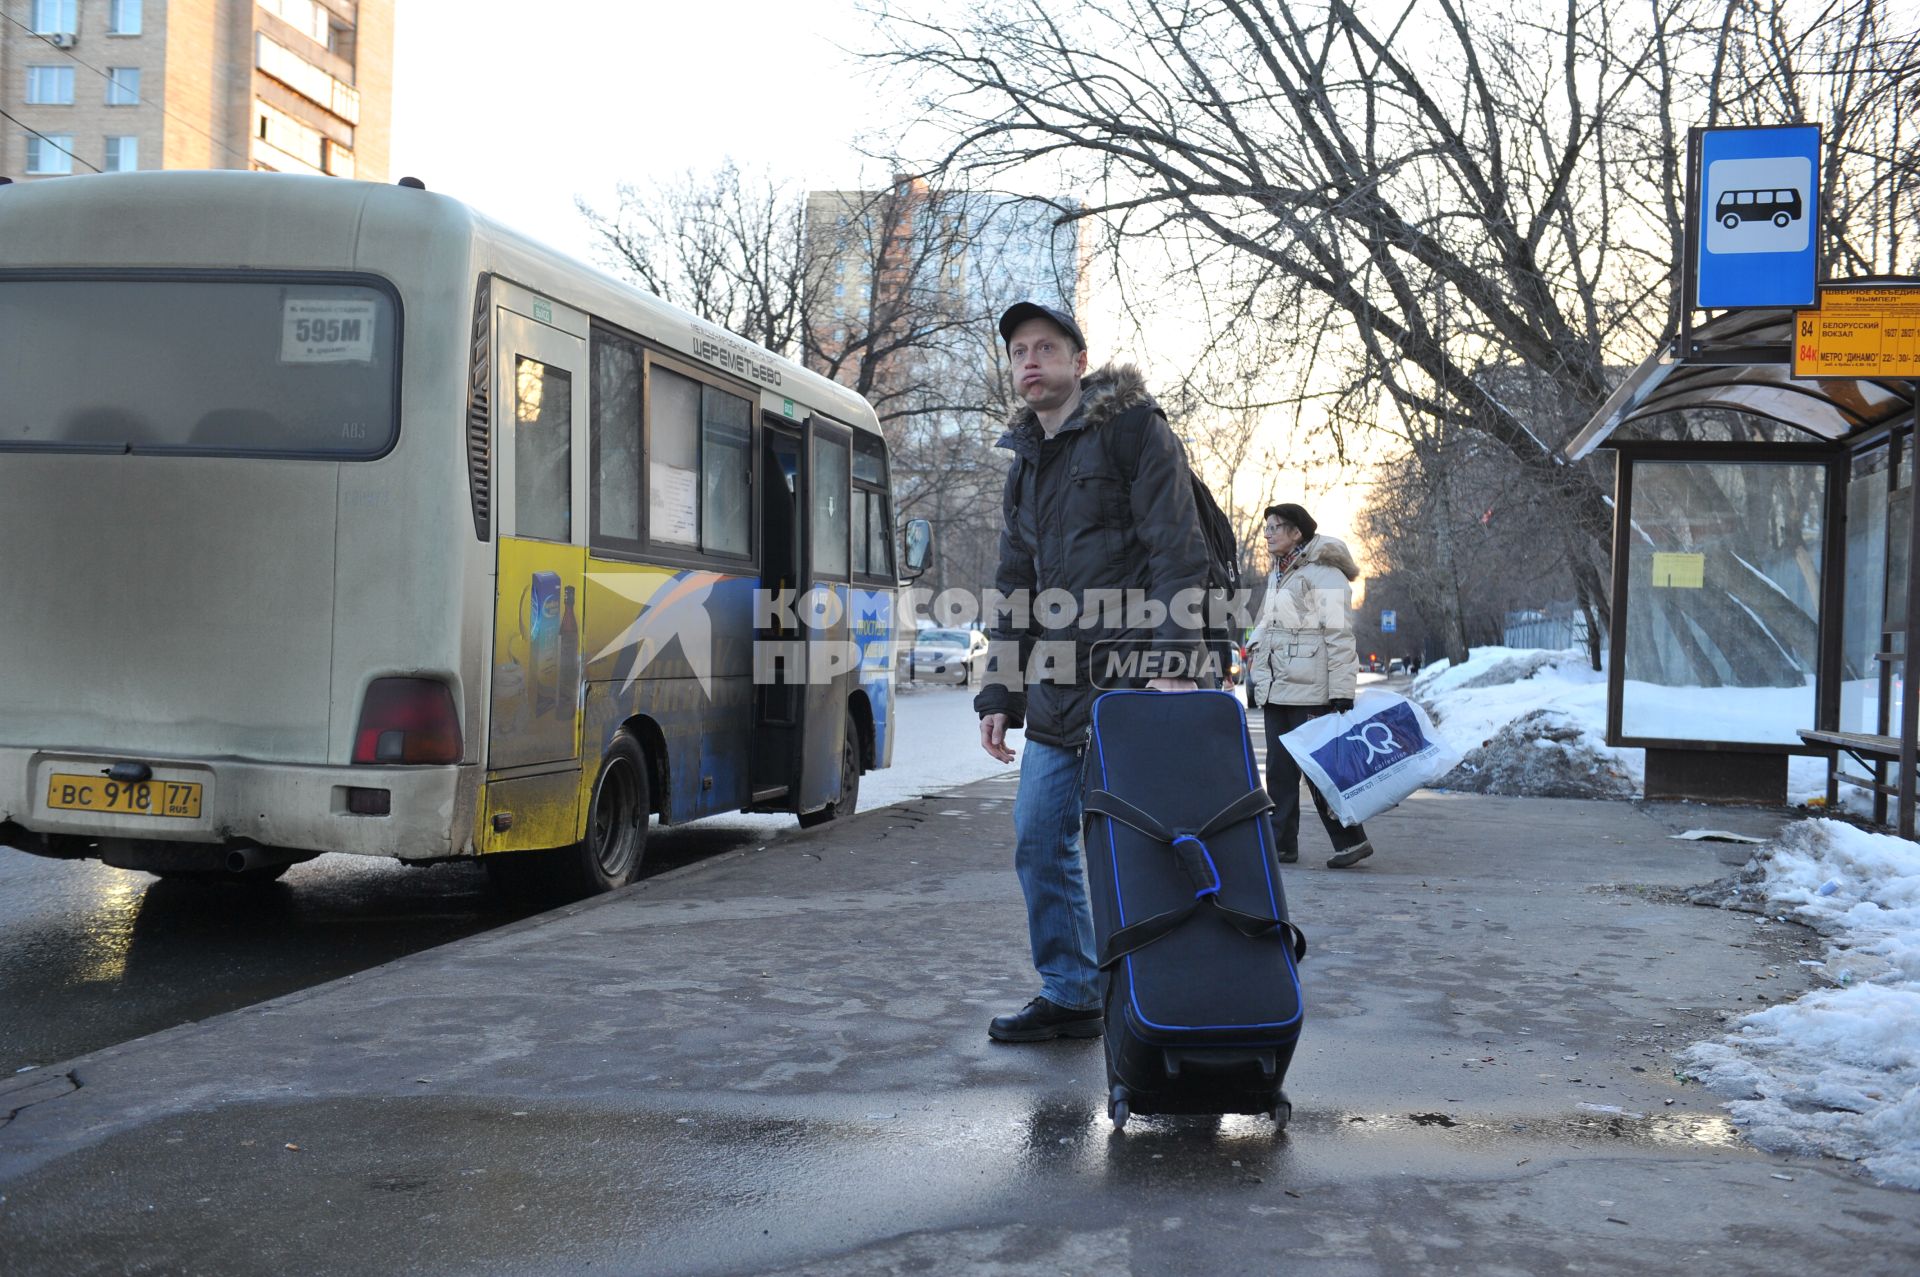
[
  {"xmin": 1381, "ymin": 610, "xmax": 1397, "ymax": 634},
  {"xmin": 1692, "ymin": 124, "xmax": 1821, "ymax": 310}
]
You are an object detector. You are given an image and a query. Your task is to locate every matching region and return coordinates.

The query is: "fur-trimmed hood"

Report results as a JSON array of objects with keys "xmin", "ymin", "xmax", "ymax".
[
  {"xmin": 1299, "ymin": 534, "xmax": 1361, "ymax": 582},
  {"xmin": 1000, "ymin": 362, "xmax": 1158, "ymax": 449}
]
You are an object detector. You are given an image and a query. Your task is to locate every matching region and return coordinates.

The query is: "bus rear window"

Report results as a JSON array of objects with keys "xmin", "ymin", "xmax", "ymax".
[{"xmin": 0, "ymin": 275, "xmax": 399, "ymax": 457}]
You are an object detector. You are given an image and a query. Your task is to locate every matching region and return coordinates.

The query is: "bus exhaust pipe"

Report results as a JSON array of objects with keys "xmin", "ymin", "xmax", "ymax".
[{"xmin": 224, "ymin": 843, "xmax": 302, "ymax": 874}]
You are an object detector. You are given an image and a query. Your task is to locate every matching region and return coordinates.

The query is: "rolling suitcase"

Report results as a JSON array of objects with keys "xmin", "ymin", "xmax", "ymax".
[{"xmin": 1083, "ymin": 689, "xmax": 1307, "ymax": 1129}]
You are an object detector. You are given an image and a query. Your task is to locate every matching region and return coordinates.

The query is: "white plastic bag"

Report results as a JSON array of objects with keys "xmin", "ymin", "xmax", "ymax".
[{"xmin": 1278, "ymin": 689, "xmax": 1462, "ymax": 826}]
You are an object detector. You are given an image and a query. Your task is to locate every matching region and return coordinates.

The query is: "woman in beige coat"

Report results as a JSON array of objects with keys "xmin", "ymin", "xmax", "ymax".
[{"xmin": 1246, "ymin": 503, "xmax": 1375, "ymax": 868}]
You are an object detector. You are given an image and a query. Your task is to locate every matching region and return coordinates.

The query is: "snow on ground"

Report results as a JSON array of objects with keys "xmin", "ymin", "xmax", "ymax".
[
  {"xmin": 862, "ymin": 683, "xmax": 1024, "ymax": 809},
  {"xmin": 682, "ymin": 683, "xmax": 1020, "ymax": 839},
  {"xmin": 1411, "ymin": 647, "xmax": 1831, "ymax": 804},
  {"xmin": 1680, "ymin": 820, "xmax": 1920, "ymax": 1190}
]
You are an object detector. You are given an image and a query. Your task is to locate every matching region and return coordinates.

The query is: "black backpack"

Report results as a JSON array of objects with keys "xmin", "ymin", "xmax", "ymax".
[
  {"xmin": 1103, "ymin": 411, "xmax": 1243, "ymax": 684},
  {"xmin": 1104, "ymin": 410, "xmax": 1243, "ymax": 597}
]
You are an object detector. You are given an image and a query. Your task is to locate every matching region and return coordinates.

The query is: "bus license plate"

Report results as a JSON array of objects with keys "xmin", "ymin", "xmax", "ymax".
[{"xmin": 46, "ymin": 774, "xmax": 203, "ymax": 819}]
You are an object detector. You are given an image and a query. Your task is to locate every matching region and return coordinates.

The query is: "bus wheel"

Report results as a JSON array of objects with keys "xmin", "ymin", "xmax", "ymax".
[
  {"xmin": 798, "ymin": 720, "xmax": 860, "ymax": 829},
  {"xmin": 488, "ymin": 735, "xmax": 649, "ymax": 902},
  {"xmin": 571, "ymin": 735, "xmax": 650, "ymax": 894}
]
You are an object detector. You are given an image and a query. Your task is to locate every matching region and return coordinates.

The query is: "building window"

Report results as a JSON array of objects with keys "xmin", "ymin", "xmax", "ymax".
[
  {"xmin": 255, "ymin": 34, "xmax": 359, "ymax": 124},
  {"xmin": 104, "ymin": 136, "xmax": 138, "ymax": 171},
  {"xmin": 258, "ymin": 0, "xmax": 332, "ymax": 48},
  {"xmin": 105, "ymin": 68, "xmax": 141, "ymax": 106},
  {"xmin": 253, "ymin": 98, "xmax": 324, "ymax": 171},
  {"xmin": 108, "ymin": 0, "xmax": 143, "ymax": 34},
  {"xmin": 31, "ymin": 0, "xmax": 76, "ymax": 34},
  {"xmin": 25, "ymin": 133, "xmax": 75, "ymax": 175},
  {"xmin": 323, "ymin": 138, "xmax": 355, "ymax": 179},
  {"xmin": 25, "ymin": 66, "xmax": 75, "ymax": 105}
]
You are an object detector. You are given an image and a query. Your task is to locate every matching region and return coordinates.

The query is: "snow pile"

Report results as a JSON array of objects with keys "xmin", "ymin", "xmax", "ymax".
[
  {"xmin": 1681, "ymin": 820, "xmax": 1920, "ymax": 1189},
  {"xmin": 1412, "ymin": 646, "xmax": 1829, "ymax": 803},
  {"xmin": 1412, "ymin": 648, "xmax": 1631, "ymax": 798},
  {"xmin": 1441, "ymin": 708, "xmax": 1636, "ymax": 800}
]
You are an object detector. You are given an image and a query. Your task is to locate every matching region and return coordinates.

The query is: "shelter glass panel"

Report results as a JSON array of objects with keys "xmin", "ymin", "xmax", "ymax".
[
  {"xmin": 1620, "ymin": 460, "xmax": 1825, "ymax": 744},
  {"xmin": 1890, "ymin": 488, "xmax": 1910, "ymax": 635},
  {"xmin": 1841, "ymin": 448, "xmax": 1889, "ymax": 733}
]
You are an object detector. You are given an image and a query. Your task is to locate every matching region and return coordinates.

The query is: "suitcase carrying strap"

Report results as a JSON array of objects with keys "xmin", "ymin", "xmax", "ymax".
[{"xmin": 1084, "ymin": 787, "xmax": 1308, "ymax": 970}]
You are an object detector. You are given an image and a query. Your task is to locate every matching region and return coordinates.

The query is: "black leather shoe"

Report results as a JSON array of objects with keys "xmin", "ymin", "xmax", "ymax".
[
  {"xmin": 1328, "ymin": 840, "xmax": 1374, "ymax": 868},
  {"xmin": 989, "ymin": 996, "xmax": 1103, "ymax": 1042},
  {"xmin": 1277, "ymin": 848, "xmax": 1299, "ymax": 864}
]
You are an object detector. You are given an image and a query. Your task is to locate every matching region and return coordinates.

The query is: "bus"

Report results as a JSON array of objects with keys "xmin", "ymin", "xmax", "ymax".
[
  {"xmin": 1714, "ymin": 187, "xmax": 1803, "ymax": 230},
  {"xmin": 0, "ymin": 171, "xmax": 927, "ymax": 898}
]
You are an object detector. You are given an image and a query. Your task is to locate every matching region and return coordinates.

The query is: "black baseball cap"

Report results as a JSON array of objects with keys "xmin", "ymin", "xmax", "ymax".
[{"xmin": 998, "ymin": 301, "xmax": 1085, "ymax": 352}]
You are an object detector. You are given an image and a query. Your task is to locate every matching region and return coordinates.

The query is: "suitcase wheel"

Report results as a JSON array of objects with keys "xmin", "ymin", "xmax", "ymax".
[
  {"xmin": 1109, "ymin": 1084, "xmax": 1130, "ymax": 1131},
  {"xmin": 1271, "ymin": 1091, "xmax": 1292, "ymax": 1130}
]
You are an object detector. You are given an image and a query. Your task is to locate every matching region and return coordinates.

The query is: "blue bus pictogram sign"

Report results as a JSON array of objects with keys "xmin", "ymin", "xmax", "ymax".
[{"xmin": 1693, "ymin": 124, "xmax": 1821, "ymax": 310}]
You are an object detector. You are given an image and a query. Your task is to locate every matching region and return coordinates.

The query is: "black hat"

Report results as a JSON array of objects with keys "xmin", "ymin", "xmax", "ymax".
[
  {"xmin": 1265, "ymin": 502, "xmax": 1317, "ymax": 540},
  {"xmin": 998, "ymin": 301, "xmax": 1085, "ymax": 352}
]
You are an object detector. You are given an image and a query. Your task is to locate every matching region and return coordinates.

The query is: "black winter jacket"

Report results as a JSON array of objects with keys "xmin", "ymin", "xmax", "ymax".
[{"xmin": 972, "ymin": 364, "xmax": 1211, "ymax": 748}]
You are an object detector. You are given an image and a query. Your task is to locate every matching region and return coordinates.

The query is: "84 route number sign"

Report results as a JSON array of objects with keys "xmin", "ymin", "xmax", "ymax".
[{"xmin": 1794, "ymin": 287, "xmax": 1920, "ymax": 378}]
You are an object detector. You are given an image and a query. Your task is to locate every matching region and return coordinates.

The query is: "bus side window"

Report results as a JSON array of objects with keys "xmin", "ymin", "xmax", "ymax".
[
  {"xmin": 869, "ymin": 492, "xmax": 893, "ymax": 577},
  {"xmin": 514, "ymin": 356, "xmax": 572, "ymax": 542},
  {"xmin": 591, "ymin": 332, "xmax": 643, "ymax": 548},
  {"xmin": 813, "ymin": 433, "xmax": 850, "ymax": 579},
  {"xmin": 851, "ymin": 433, "xmax": 891, "ymax": 579},
  {"xmin": 700, "ymin": 386, "xmax": 751, "ymax": 557},
  {"xmin": 649, "ymin": 367, "xmax": 702, "ymax": 548},
  {"xmin": 647, "ymin": 362, "xmax": 754, "ymax": 559},
  {"xmin": 852, "ymin": 489, "xmax": 871, "ymax": 575}
]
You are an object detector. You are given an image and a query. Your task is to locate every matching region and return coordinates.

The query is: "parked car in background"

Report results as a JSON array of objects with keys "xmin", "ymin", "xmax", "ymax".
[{"xmin": 909, "ymin": 627, "xmax": 989, "ymax": 685}]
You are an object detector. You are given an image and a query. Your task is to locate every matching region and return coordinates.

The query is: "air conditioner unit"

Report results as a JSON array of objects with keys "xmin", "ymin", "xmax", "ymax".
[{"xmin": 48, "ymin": 32, "xmax": 78, "ymax": 49}]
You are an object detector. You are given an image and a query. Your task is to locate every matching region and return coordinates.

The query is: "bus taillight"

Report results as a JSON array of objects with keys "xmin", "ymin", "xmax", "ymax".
[{"xmin": 352, "ymin": 678, "xmax": 463, "ymax": 765}]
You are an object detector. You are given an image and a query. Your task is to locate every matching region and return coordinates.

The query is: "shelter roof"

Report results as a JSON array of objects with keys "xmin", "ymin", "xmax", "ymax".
[{"xmin": 1560, "ymin": 287, "xmax": 1919, "ymax": 461}]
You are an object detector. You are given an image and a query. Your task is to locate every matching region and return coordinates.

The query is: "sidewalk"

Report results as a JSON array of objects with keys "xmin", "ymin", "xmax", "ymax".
[{"xmin": 2, "ymin": 782, "xmax": 1916, "ymax": 1276}]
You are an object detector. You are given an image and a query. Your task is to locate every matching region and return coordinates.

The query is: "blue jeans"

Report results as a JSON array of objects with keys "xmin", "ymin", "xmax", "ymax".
[{"xmin": 1012, "ymin": 738, "xmax": 1100, "ymax": 1012}]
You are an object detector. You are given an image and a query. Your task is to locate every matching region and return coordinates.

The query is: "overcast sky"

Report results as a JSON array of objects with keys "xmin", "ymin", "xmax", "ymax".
[{"xmin": 389, "ymin": 0, "xmax": 882, "ymax": 265}]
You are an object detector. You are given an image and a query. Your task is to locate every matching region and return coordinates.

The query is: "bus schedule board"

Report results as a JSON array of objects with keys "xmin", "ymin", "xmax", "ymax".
[
  {"xmin": 1793, "ymin": 287, "xmax": 1920, "ymax": 378},
  {"xmin": 1690, "ymin": 124, "xmax": 1821, "ymax": 310}
]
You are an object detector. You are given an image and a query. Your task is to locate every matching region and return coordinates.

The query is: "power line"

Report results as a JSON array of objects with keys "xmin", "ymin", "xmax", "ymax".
[
  {"xmin": 0, "ymin": 10, "xmax": 253, "ymax": 168},
  {"xmin": 0, "ymin": 105, "xmax": 101, "ymax": 173}
]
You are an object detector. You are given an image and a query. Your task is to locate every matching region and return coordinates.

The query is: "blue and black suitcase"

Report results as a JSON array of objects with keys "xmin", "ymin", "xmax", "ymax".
[{"xmin": 1083, "ymin": 689, "xmax": 1307, "ymax": 1129}]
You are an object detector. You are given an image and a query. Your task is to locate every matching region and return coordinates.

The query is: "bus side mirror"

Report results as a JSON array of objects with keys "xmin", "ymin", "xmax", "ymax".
[{"xmin": 902, "ymin": 518, "xmax": 933, "ymax": 580}]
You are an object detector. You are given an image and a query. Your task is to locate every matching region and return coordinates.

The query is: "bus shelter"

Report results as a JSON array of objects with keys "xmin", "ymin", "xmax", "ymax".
[{"xmin": 1560, "ymin": 291, "xmax": 1920, "ymax": 835}]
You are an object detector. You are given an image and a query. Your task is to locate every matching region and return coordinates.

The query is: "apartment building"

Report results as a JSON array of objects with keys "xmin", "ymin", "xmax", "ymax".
[
  {"xmin": 804, "ymin": 177, "xmax": 1093, "ymax": 595},
  {"xmin": 2, "ymin": 0, "xmax": 391, "ymax": 182},
  {"xmin": 805, "ymin": 178, "xmax": 1090, "ymax": 369}
]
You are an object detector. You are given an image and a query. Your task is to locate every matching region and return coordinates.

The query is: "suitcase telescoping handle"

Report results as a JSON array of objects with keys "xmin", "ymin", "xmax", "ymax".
[{"xmin": 1084, "ymin": 787, "xmax": 1308, "ymax": 970}]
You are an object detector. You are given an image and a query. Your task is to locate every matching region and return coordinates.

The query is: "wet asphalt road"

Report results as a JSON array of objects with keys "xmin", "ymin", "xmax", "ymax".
[
  {"xmin": 7, "ymin": 779, "xmax": 1915, "ymax": 1276},
  {"xmin": 0, "ymin": 820, "xmax": 780, "ymax": 1075}
]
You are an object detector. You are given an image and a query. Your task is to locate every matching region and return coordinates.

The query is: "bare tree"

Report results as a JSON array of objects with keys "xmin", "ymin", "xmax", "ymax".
[
  {"xmin": 578, "ymin": 161, "xmax": 817, "ymax": 358},
  {"xmin": 582, "ymin": 166, "xmax": 1093, "ymax": 600},
  {"xmin": 867, "ymin": 0, "xmax": 1920, "ymax": 660}
]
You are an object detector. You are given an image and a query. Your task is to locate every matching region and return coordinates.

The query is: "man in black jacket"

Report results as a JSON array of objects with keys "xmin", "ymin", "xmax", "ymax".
[{"xmin": 974, "ymin": 302, "xmax": 1212, "ymax": 1042}]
